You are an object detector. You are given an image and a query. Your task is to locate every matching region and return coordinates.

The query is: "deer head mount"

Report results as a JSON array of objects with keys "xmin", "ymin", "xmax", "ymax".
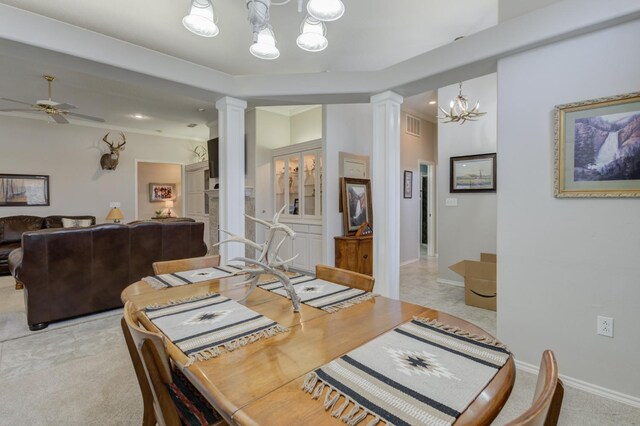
[{"xmin": 100, "ymin": 132, "xmax": 126, "ymax": 170}]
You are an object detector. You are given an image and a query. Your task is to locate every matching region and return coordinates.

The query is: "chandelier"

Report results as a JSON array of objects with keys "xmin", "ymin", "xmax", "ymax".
[
  {"xmin": 438, "ymin": 83, "xmax": 487, "ymax": 124},
  {"xmin": 182, "ymin": 0, "xmax": 345, "ymax": 60}
]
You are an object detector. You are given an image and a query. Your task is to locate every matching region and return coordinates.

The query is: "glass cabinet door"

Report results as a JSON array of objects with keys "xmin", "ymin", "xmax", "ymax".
[
  {"xmin": 275, "ymin": 158, "xmax": 286, "ymax": 212},
  {"xmin": 303, "ymin": 152, "xmax": 316, "ymax": 216},
  {"xmin": 288, "ymin": 155, "xmax": 300, "ymax": 215}
]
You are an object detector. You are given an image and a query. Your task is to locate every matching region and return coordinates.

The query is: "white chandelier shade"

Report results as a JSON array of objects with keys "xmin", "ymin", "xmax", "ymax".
[
  {"xmin": 297, "ymin": 16, "xmax": 328, "ymax": 52},
  {"xmin": 182, "ymin": 0, "xmax": 344, "ymax": 59},
  {"xmin": 183, "ymin": 0, "xmax": 219, "ymax": 37},
  {"xmin": 307, "ymin": 0, "xmax": 345, "ymax": 21},
  {"xmin": 250, "ymin": 27, "xmax": 280, "ymax": 60}
]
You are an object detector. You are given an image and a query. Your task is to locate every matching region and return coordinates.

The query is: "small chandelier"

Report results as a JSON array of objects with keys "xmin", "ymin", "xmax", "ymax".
[
  {"xmin": 438, "ymin": 83, "xmax": 487, "ymax": 124},
  {"xmin": 182, "ymin": 0, "xmax": 344, "ymax": 60}
]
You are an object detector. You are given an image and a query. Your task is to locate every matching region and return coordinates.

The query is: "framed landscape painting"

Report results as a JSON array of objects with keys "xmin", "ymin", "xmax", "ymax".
[
  {"xmin": 340, "ymin": 177, "xmax": 373, "ymax": 235},
  {"xmin": 149, "ymin": 183, "xmax": 176, "ymax": 202},
  {"xmin": 0, "ymin": 174, "xmax": 50, "ymax": 206},
  {"xmin": 555, "ymin": 91, "xmax": 640, "ymax": 197},
  {"xmin": 450, "ymin": 153, "xmax": 496, "ymax": 193}
]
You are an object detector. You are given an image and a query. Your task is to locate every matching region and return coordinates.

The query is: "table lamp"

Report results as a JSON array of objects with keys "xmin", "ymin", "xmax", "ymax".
[
  {"xmin": 106, "ymin": 207, "xmax": 124, "ymax": 223},
  {"xmin": 165, "ymin": 200, "xmax": 174, "ymax": 217}
]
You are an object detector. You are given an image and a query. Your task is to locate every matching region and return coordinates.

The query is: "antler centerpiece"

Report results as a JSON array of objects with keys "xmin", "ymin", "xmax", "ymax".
[{"xmin": 214, "ymin": 205, "xmax": 302, "ymax": 312}]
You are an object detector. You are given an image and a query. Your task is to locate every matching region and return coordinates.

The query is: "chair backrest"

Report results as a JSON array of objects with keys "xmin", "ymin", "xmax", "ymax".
[
  {"xmin": 122, "ymin": 301, "xmax": 182, "ymax": 426},
  {"xmin": 315, "ymin": 264, "xmax": 375, "ymax": 292},
  {"xmin": 504, "ymin": 350, "xmax": 564, "ymax": 426},
  {"xmin": 153, "ymin": 254, "xmax": 221, "ymax": 275}
]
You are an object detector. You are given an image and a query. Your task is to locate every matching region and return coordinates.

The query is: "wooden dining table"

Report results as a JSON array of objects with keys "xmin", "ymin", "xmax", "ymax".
[{"xmin": 121, "ymin": 274, "xmax": 515, "ymax": 425}]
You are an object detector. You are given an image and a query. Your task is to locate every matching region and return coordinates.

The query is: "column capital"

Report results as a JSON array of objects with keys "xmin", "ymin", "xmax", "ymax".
[
  {"xmin": 216, "ymin": 96, "xmax": 248, "ymax": 110},
  {"xmin": 370, "ymin": 91, "xmax": 403, "ymax": 105}
]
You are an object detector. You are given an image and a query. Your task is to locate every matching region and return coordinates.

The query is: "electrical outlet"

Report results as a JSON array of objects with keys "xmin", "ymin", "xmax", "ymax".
[
  {"xmin": 109, "ymin": 202, "xmax": 121, "ymax": 208},
  {"xmin": 445, "ymin": 198, "xmax": 458, "ymax": 207},
  {"xmin": 597, "ymin": 316, "xmax": 614, "ymax": 337}
]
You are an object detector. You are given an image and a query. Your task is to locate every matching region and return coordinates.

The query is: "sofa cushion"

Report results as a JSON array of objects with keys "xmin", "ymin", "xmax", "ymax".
[
  {"xmin": 0, "ymin": 216, "xmax": 44, "ymax": 244},
  {"xmin": 45, "ymin": 215, "xmax": 96, "ymax": 229},
  {"xmin": 61, "ymin": 218, "xmax": 94, "ymax": 228}
]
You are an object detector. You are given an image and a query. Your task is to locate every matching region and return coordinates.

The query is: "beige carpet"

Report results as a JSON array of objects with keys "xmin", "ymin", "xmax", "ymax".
[{"xmin": 0, "ymin": 276, "xmax": 141, "ymax": 425}]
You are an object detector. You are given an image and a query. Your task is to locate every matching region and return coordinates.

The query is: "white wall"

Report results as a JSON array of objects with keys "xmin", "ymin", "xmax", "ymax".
[
  {"xmin": 400, "ymin": 111, "xmax": 436, "ymax": 264},
  {"xmin": 323, "ymin": 104, "xmax": 373, "ymax": 265},
  {"xmin": 136, "ymin": 162, "xmax": 183, "ymax": 219},
  {"xmin": 253, "ymin": 109, "xmax": 291, "ymax": 246},
  {"xmin": 437, "ymin": 74, "xmax": 498, "ymax": 282},
  {"xmin": 497, "ymin": 19, "xmax": 640, "ymax": 400},
  {"xmin": 0, "ymin": 116, "xmax": 199, "ymax": 222},
  {"xmin": 290, "ymin": 107, "xmax": 322, "ymax": 145}
]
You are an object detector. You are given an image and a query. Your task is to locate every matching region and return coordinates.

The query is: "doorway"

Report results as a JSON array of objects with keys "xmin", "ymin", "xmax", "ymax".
[
  {"xmin": 135, "ymin": 160, "xmax": 184, "ymax": 221},
  {"xmin": 418, "ymin": 160, "xmax": 436, "ymax": 258}
]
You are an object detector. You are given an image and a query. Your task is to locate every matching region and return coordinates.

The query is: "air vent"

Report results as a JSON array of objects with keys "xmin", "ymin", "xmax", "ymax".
[
  {"xmin": 406, "ymin": 114, "xmax": 421, "ymax": 137},
  {"xmin": 187, "ymin": 123, "xmax": 198, "ymax": 128}
]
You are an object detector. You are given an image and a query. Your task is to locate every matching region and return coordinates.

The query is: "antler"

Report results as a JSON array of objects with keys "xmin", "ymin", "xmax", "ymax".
[
  {"xmin": 102, "ymin": 133, "xmax": 113, "ymax": 148},
  {"xmin": 115, "ymin": 132, "xmax": 126, "ymax": 150}
]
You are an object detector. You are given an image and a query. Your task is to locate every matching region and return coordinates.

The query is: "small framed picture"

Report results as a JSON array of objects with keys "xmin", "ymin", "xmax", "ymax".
[
  {"xmin": 450, "ymin": 153, "xmax": 497, "ymax": 193},
  {"xmin": 403, "ymin": 170, "xmax": 413, "ymax": 199},
  {"xmin": 554, "ymin": 91, "xmax": 640, "ymax": 197},
  {"xmin": 340, "ymin": 177, "xmax": 373, "ymax": 236},
  {"xmin": 149, "ymin": 183, "xmax": 176, "ymax": 202},
  {"xmin": 0, "ymin": 174, "xmax": 50, "ymax": 206}
]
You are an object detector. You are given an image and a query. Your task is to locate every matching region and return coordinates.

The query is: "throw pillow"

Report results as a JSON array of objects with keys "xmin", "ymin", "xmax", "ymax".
[{"xmin": 61, "ymin": 218, "xmax": 93, "ymax": 228}]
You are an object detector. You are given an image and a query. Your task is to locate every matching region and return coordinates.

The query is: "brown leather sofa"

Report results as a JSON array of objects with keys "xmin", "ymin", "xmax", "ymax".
[
  {"xmin": 0, "ymin": 215, "xmax": 96, "ymax": 277},
  {"xmin": 9, "ymin": 220, "xmax": 206, "ymax": 330}
]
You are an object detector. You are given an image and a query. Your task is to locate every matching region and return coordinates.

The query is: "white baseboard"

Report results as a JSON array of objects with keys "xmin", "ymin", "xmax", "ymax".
[
  {"xmin": 436, "ymin": 278, "xmax": 464, "ymax": 288},
  {"xmin": 515, "ymin": 360, "xmax": 640, "ymax": 409},
  {"xmin": 400, "ymin": 258, "xmax": 419, "ymax": 266}
]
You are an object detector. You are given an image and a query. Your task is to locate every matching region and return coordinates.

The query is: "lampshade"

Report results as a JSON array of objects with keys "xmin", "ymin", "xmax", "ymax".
[
  {"xmin": 183, "ymin": 0, "xmax": 219, "ymax": 37},
  {"xmin": 164, "ymin": 200, "xmax": 174, "ymax": 208},
  {"xmin": 307, "ymin": 0, "xmax": 345, "ymax": 22},
  {"xmin": 296, "ymin": 16, "xmax": 328, "ymax": 52},
  {"xmin": 106, "ymin": 207, "xmax": 124, "ymax": 223},
  {"xmin": 250, "ymin": 27, "xmax": 280, "ymax": 60}
]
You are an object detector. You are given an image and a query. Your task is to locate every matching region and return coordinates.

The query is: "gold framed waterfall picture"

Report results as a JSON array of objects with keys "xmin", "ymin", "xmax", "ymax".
[{"xmin": 554, "ymin": 92, "xmax": 640, "ymax": 197}]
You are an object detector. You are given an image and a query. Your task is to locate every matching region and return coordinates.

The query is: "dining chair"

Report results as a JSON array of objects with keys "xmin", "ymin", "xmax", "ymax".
[
  {"xmin": 122, "ymin": 301, "xmax": 223, "ymax": 426},
  {"xmin": 503, "ymin": 350, "xmax": 564, "ymax": 426},
  {"xmin": 315, "ymin": 264, "xmax": 375, "ymax": 292},
  {"xmin": 153, "ymin": 255, "xmax": 221, "ymax": 275}
]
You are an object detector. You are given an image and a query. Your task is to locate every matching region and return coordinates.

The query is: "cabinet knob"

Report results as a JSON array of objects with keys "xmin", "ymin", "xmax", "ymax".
[{"xmin": 363, "ymin": 254, "xmax": 368, "ymax": 259}]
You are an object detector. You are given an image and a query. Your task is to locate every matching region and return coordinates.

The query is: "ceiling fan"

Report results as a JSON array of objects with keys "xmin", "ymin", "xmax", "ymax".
[{"xmin": 0, "ymin": 75, "xmax": 105, "ymax": 124}]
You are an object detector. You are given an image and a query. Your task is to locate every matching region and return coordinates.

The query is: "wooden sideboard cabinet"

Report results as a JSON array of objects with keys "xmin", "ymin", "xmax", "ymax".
[{"xmin": 334, "ymin": 235, "xmax": 373, "ymax": 276}]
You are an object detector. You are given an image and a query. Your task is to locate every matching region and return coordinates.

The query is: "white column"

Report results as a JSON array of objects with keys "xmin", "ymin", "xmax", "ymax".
[
  {"xmin": 216, "ymin": 96, "xmax": 247, "ymax": 263},
  {"xmin": 371, "ymin": 91, "xmax": 403, "ymax": 299}
]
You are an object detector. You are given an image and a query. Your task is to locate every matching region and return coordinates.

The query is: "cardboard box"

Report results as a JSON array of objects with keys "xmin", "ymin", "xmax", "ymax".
[{"xmin": 449, "ymin": 253, "xmax": 497, "ymax": 311}]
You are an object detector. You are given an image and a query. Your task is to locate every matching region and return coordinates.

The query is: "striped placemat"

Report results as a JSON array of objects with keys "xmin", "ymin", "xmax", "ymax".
[
  {"xmin": 143, "ymin": 265, "xmax": 305, "ymax": 289},
  {"xmin": 259, "ymin": 276, "xmax": 376, "ymax": 313},
  {"xmin": 143, "ymin": 265, "xmax": 241, "ymax": 289},
  {"xmin": 143, "ymin": 293, "xmax": 288, "ymax": 365},
  {"xmin": 302, "ymin": 317, "xmax": 510, "ymax": 426}
]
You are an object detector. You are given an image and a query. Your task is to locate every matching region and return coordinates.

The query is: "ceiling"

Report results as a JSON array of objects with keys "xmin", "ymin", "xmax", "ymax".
[
  {"xmin": 0, "ymin": 0, "xmax": 498, "ymax": 76},
  {"xmin": 0, "ymin": 0, "xmax": 482, "ymax": 136}
]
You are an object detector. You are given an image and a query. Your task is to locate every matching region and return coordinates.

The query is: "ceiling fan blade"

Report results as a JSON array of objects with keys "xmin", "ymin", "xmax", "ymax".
[
  {"xmin": 0, "ymin": 97, "xmax": 34, "ymax": 107},
  {"xmin": 55, "ymin": 103, "xmax": 77, "ymax": 110},
  {"xmin": 65, "ymin": 112, "xmax": 105, "ymax": 123},
  {"xmin": 50, "ymin": 114, "xmax": 69, "ymax": 124},
  {"xmin": 0, "ymin": 108, "xmax": 37, "ymax": 112}
]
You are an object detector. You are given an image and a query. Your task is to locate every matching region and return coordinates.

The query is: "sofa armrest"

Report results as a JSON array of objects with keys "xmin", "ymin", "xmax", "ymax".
[{"xmin": 8, "ymin": 248, "xmax": 23, "ymax": 279}]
